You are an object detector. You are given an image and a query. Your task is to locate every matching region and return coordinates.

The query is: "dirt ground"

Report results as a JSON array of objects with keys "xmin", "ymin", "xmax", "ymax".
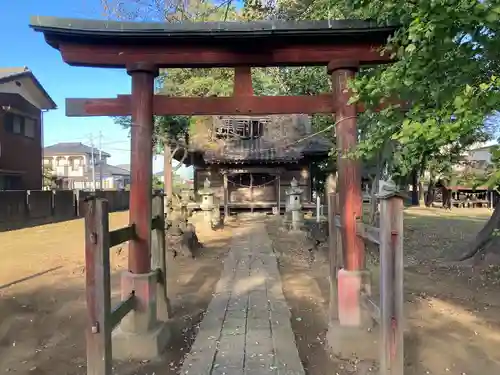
[
  {"xmin": 0, "ymin": 212, "xmax": 235, "ymax": 375},
  {"xmin": 2, "ymin": 207, "xmax": 500, "ymax": 375},
  {"xmin": 267, "ymin": 206, "xmax": 500, "ymax": 375}
]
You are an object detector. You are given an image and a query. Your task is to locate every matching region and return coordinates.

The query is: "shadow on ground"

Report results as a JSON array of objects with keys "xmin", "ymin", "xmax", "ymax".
[
  {"xmin": 0, "ymin": 215, "xmax": 245, "ymax": 375},
  {"xmin": 265, "ymin": 211, "xmax": 500, "ymax": 375}
]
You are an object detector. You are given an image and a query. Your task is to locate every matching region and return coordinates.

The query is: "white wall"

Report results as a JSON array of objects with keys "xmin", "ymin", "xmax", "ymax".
[
  {"xmin": 467, "ymin": 149, "xmax": 492, "ymax": 164},
  {"xmin": 43, "ymin": 155, "xmax": 87, "ymax": 177},
  {"xmin": 0, "ymin": 77, "xmax": 49, "ymax": 110}
]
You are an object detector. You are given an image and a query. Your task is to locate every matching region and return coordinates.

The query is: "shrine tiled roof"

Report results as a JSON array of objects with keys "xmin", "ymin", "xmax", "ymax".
[
  {"xmin": 203, "ymin": 138, "xmax": 302, "ymax": 164},
  {"xmin": 30, "ymin": 16, "xmax": 397, "ymax": 48}
]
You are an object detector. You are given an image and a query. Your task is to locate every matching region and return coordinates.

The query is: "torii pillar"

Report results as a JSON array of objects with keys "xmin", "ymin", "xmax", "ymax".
[
  {"xmin": 329, "ymin": 60, "xmax": 365, "ymax": 273},
  {"xmin": 113, "ymin": 63, "xmax": 170, "ymax": 359},
  {"xmin": 327, "ymin": 60, "xmax": 375, "ymax": 357}
]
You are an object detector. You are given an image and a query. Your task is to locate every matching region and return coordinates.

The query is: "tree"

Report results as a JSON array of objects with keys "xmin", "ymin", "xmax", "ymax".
[
  {"xmin": 152, "ymin": 175, "xmax": 164, "ymax": 191},
  {"xmin": 42, "ymin": 165, "xmax": 58, "ymax": 189},
  {"xmin": 102, "ymin": 0, "xmax": 285, "ymax": 202},
  {"xmin": 343, "ymin": 0, "xmax": 500, "ymax": 160},
  {"xmin": 339, "ymin": 0, "xmax": 500, "ymax": 262},
  {"xmin": 456, "ymin": 144, "xmax": 500, "ymax": 262},
  {"xmin": 100, "ymin": 0, "xmax": 500, "ymax": 262},
  {"xmin": 275, "ymin": 0, "xmax": 500, "ymax": 261}
]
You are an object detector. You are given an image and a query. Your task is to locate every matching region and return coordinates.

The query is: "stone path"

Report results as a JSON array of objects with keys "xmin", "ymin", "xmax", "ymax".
[{"xmin": 180, "ymin": 221, "xmax": 305, "ymax": 375}]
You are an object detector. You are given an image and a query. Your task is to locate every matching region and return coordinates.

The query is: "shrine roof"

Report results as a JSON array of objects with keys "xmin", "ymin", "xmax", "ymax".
[
  {"xmin": 204, "ymin": 138, "xmax": 302, "ymax": 164},
  {"xmin": 202, "ymin": 135, "xmax": 331, "ymax": 164},
  {"xmin": 30, "ymin": 16, "xmax": 397, "ymax": 49}
]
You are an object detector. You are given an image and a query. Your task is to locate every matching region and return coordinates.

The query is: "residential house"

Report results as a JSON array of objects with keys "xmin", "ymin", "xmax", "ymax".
[
  {"xmin": 451, "ymin": 144, "xmax": 496, "ymax": 174},
  {"xmin": 465, "ymin": 145, "xmax": 494, "ymax": 168},
  {"xmin": 0, "ymin": 67, "xmax": 56, "ymax": 190},
  {"xmin": 115, "ymin": 164, "xmax": 130, "ymax": 172},
  {"xmin": 43, "ymin": 142, "xmax": 130, "ymax": 189}
]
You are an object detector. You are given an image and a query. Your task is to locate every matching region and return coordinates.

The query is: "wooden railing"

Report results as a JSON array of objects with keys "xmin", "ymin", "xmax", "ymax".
[
  {"xmin": 329, "ymin": 189, "xmax": 404, "ymax": 375},
  {"xmin": 84, "ymin": 194, "xmax": 167, "ymax": 375}
]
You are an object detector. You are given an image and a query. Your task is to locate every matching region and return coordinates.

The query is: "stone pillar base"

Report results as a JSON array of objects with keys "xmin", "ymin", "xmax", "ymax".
[
  {"xmin": 112, "ymin": 271, "xmax": 171, "ymax": 360},
  {"xmin": 337, "ymin": 269, "xmax": 373, "ymax": 327},
  {"xmin": 281, "ymin": 210, "xmax": 304, "ymax": 230},
  {"xmin": 326, "ymin": 320, "xmax": 379, "ymax": 360},
  {"xmin": 112, "ymin": 323, "xmax": 170, "ymax": 360}
]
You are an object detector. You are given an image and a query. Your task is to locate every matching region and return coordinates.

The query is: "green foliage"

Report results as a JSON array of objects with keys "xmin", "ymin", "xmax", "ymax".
[
  {"xmin": 104, "ymin": 0, "xmax": 500, "ymax": 190},
  {"xmin": 106, "ymin": 0, "xmax": 242, "ymax": 152},
  {"xmin": 345, "ymin": 0, "xmax": 500, "ymax": 168},
  {"xmin": 113, "ymin": 114, "xmax": 190, "ymax": 155},
  {"xmin": 42, "ymin": 165, "xmax": 57, "ymax": 189},
  {"xmin": 479, "ymin": 145, "xmax": 500, "ymax": 190},
  {"xmin": 152, "ymin": 175, "xmax": 163, "ymax": 191},
  {"xmin": 276, "ymin": 0, "xmax": 500, "ymax": 183}
]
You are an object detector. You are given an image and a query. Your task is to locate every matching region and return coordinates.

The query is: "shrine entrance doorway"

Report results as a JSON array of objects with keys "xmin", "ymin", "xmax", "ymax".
[{"xmin": 228, "ymin": 172, "xmax": 277, "ymax": 204}]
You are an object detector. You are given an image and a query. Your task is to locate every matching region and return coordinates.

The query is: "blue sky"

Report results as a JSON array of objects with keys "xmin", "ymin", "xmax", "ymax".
[{"xmin": 1, "ymin": 0, "xmax": 191, "ymax": 177}]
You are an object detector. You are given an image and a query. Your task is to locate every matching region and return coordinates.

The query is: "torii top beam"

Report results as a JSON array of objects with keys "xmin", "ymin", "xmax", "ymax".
[{"xmin": 29, "ymin": 16, "xmax": 397, "ymax": 69}]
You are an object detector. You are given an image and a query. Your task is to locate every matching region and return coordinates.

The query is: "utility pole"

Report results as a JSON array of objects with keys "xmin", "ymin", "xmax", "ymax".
[
  {"xmin": 90, "ymin": 133, "xmax": 96, "ymax": 191},
  {"xmin": 98, "ymin": 130, "xmax": 103, "ymax": 190}
]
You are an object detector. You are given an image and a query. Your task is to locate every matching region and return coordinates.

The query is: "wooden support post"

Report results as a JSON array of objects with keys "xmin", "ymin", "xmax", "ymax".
[
  {"xmin": 127, "ymin": 63, "xmax": 158, "ymax": 274},
  {"xmin": 328, "ymin": 193, "xmax": 340, "ymax": 323},
  {"xmin": 250, "ymin": 173, "xmax": 254, "ymax": 214},
  {"xmin": 379, "ymin": 194, "xmax": 404, "ymax": 375},
  {"xmin": 316, "ymin": 194, "xmax": 321, "ymax": 222},
  {"xmin": 223, "ymin": 173, "xmax": 229, "ymax": 218},
  {"xmin": 85, "ymin": 198, "xmax": 112, "ymax": 375},
  {"xmin": 151, "ymin": 194, "xmax": 170, "ymax": 322},
  {"xmin": 233, "ymin": 66, "xmax": 254, "ymax": 96},
  {"xmin": 276, "ymin": 175, "xmax": 281, "ymax": 215},
  {"xmin": 329, "ymin": 61, "xmax": 365, "ymax": 271}
]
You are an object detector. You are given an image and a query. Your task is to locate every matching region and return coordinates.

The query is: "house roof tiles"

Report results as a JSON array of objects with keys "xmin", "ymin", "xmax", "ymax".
[
  {"xmin": 0, "ymin": 67, "xmax": 57, "ymax": 109},
  {"xmin": 43, "ymin": 142, "xmax": 111, "ymax": 157}
]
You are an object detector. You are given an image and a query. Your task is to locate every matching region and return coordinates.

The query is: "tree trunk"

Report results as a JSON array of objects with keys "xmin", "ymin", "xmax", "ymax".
[
  {"xmin": 441, "ymin": 186, "xmax": 451, "ymax": 210},
  {"xmin": 458, "ymin": 204, "xmax": 500, "ymax": 263},
  {"xmin": 418, "ymin": 157, "xmax": 427, "ymax": 204},
  {"xmin": 411, "ymin": 168, "xmax": 419, "ymax": 206},
  {"xmin": 418, "ymin": 182, "xmax": 424, "ymax": 202},
  {"xmin": 425, "ymin": 178, "xmax": 435, "ymax": 207}
]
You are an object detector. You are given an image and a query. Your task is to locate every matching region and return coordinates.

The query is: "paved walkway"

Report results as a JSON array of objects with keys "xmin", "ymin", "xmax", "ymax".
[{"xmin": 180, "ymin": 221, "xmax": 305, "ymax": 375}]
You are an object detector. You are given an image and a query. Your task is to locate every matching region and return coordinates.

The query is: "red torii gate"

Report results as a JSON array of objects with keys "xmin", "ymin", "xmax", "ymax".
[{"xmin": 30, "ymin": 15, "xmax": 399, "ymax": 369}]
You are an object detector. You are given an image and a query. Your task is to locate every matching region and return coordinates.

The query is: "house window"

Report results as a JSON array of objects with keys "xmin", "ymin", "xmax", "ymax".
[
  {"xmin": 4, "ymin": 112, "xmax": 37, "ymax": 138},
  {"xmin": 24, "ymin": 117, "xmax": 36, "ymax": 138},
  {"xmin": 4, "ymin": 112, "xmax": 23, "ymax": 134},
  {"xmin": 72, "ymin": 158, "xmax": 81, "ymax": 171},
  {"xmin": 0, "ymin": 175, "xmax": 22, "ymax": 190},
  {"xmin": 12, "ymin": 115, "xmax": 23, "ymax": 134}
]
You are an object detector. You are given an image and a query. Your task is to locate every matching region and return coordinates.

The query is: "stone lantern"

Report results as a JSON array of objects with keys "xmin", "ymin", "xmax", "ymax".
[
  {"xmin": 198, "ymin": 178, "xmax": 215, "ymax": 223},
  {"xmin": 283, "ymin": 177, "xmax": 304, "ymax": 230}
]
